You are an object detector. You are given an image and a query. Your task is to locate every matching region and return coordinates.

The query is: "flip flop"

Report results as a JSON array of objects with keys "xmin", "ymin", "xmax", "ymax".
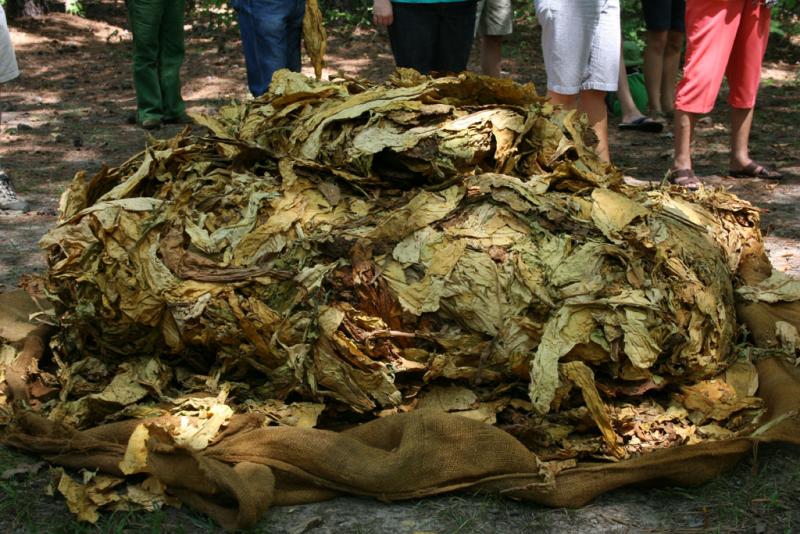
[
  {"xmin": 728, "ymin": 162, "xmax": 783, "ymax": 180},
  {"xmin": 618, "ymin": 116, "xmax": 664, "ymax": 133},
  {"xmin": 667, "ymin": 168, "xmax": 702, "ymax": 190}
]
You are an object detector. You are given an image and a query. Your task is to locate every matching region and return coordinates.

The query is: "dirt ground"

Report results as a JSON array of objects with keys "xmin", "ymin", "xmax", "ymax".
[{"xmin": 0, "ymin": 2, "xmax": 799, "ymax": 532}]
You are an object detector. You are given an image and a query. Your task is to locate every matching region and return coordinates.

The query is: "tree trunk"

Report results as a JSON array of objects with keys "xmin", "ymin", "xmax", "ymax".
[{"xmin": 5, "ymin": 0, "xmax": 49, "ymax": 19}]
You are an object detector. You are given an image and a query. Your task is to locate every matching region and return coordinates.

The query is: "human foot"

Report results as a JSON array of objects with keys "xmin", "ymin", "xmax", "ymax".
[
  {"xmin": 667, "ymin": 168, "xmax": 701, "ymax": 190},
  {"xmin": 619, "ymin": 115, "xmax": 663, "ymax": 133},
  {"xmin": 728, "ymin": 161, "xmax": 782, "ymax": 180}
]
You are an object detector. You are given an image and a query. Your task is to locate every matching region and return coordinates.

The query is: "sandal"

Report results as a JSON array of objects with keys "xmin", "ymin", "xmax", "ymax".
[
  {"xmin": 618, "ymin": 116, "xmax": 664, "ymax": 133},
  {"xmin": 728, "ymin": 162, "xmax": 783, "ymax": 180},
  {"xmin": 667, "ymin": 168, "xmax": 702, "ymax": 190}
]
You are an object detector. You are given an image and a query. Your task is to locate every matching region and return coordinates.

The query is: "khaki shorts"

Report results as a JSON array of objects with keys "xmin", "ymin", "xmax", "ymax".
[
  {"xmin": 0, "ymin": 6, "xmax": 20, "ymax": 84},
  {"xmin": 476, "ymin": 0, "xmax": 513, "ymax": 36}
]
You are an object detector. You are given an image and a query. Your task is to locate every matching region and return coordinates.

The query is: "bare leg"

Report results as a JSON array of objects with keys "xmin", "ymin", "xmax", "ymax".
[
  {"xmin": 660, "ymin": 31, "xmax": 684, "ymax": 114},
  {"xmin": 548, "ymin": 90, "xmax": 609, "ymax": 161},
  {"xmin": 673, "ymin": 109, "xmax": 697, "ymax": 171},
  {"xmin": 618, "ymin": 47, "xmax": 646, "ymax": 124},
  {"xmin": 480, "ymin": 35, "xmax": 503, "ymax": 77},
  {"xmin": 729, "ymin": 106, "xmax": 754, "ymax": 171},
  {"xmin": 643, "ymin": 30, "xmax": 668, "ymax": 115},
  {"xmin": 578, "ymin": 89, "xmax": 610, "ymax": 162},
  {"xmin": 547, "ymin": 90, "xmax": 578, "ymax": 110}
]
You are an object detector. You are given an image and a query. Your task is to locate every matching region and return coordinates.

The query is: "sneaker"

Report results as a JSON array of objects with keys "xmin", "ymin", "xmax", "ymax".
[
  {"xmin": 0, "ymin": 170, "xmax": 30, "ymax": 212},
  {"xmin": 141, "ymin": 118, "xmax": 162, "ymax": 130}
]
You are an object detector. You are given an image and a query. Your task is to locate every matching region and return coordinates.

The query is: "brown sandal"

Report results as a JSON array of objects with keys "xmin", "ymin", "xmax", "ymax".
[
  {"xmin": 668, "ymin": 168, "xmax": 702, "ymax": 190},
  {"xmin": 728, "ymin": 162, "xmax": 783, "ymax": 180}
]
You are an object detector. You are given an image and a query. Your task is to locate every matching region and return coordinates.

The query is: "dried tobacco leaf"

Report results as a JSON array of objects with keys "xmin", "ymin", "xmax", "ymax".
[
  {"xmin": 4, "ymin": 71, "xmax": 776, "ymax": 475},
  {"xmin": 56, "ymin": 469, "xmax": 124, "ymax": 523},
  {"xmin": 302, "ymin": 0, "xmax": 327, "ymax": 80}
]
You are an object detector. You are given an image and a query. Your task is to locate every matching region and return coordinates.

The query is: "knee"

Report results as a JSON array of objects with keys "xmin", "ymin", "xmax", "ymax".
[
  {"xmin": 646, "ymin": 31, "xmax": 668, "ymax": 52},
  {"xmin": 665, "ymin": 32, "xmax": 684, "ymax": 54},
  {"xmin": 132, "ymin": 45, "xmax": 158, "ymax": 65}
]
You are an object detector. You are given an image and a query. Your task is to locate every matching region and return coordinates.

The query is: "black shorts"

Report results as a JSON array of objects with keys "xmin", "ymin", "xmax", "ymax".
[
  {"xmin": 641, "ymin": 0, "xmax": 685, "ymax": 32},
  {"xmin": 388, "ymin": 0, "xmax": 477, "ymax": 74}
]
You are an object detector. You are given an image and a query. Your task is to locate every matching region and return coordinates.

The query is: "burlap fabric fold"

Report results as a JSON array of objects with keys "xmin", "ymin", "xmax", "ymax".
[{"xmin": 4, "ymin": 355, "xmax": 799, "ymax": 530}]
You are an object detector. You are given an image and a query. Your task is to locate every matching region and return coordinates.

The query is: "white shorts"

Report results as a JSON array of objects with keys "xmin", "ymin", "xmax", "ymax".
[
  {"xmin": 476, "ymin": 0, "xmax": 513, "ymax": 36},
  {"xmin": 0, "ymin": 6, "xmax": 20, "ymax": 84},
  {"xmin": 535, "ymin": 0, "xmax": 620, "ymax": 94}
]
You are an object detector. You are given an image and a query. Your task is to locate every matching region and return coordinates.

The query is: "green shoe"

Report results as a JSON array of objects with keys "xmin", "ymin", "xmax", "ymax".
[{"xmin": 141, "ymin": 118, "xmax": 162, "ymax": 130}]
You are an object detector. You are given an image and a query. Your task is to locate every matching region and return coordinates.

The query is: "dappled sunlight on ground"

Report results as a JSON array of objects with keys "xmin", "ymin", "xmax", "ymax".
[
  {"xmin": 762, "ymin": 61, "xmax": 799, "ymax": 83},
  {"xmin": 0, "ymin": 213, "xmax": 52, "ymax": 291}
]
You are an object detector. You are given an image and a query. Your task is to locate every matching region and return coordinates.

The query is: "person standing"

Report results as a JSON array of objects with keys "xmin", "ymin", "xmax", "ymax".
[
  {"xmin": 0, "ymin": 6, "xmax": 17, "ymax": 88},
  {"xmin": 671, "ymin": 0, "xmax": 781, "ymax": 188},
  {"xmin": 232, "ymin": 0, "xmax": 305, "ymax": 97},
  {"xmin": 0, "ymin": 4, "xmax": 27, "ymax": 212},
  {"xmin": 641, "ymin": 0, "xmax": 684, "ymax": 117},
  {"xmin": 617, "ymin": 44, "xmax": 663, "ymax": 133},
  {"xmin": 535, "ymin": 0, "xmax": 621, "ymax": 162},
  {"xmin": 127, "ymin": 0, "xmax": 189, "ymax": 130},
  {"xmin": 476, "ymin": 0, "xmax": 512, "ymax": 77},
  {"xmin": 373, "ymin": 0, "xmax": 478, "ymax": 74}
]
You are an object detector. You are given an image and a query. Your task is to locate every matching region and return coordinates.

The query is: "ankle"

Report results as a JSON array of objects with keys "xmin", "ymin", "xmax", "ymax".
[
  {"xmin": 621, "ymin": 111, "xmax": 643, "ymax": 123},
  {"xmin": 673, "ymin": 158, "xmax": 692, "ymax": 171},
  {"xmin": 730, "ymin": 156, "xmax": 751, "ymax": 170}
]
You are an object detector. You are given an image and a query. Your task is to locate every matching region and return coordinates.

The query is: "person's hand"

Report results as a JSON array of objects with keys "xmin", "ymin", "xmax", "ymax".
[{"xmin": 373, "ymin": 0, "xmax": 393, "ymax": 28}]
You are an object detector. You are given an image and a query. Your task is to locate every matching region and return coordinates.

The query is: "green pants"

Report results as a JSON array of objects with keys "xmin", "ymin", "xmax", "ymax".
[{"xmin": 128, "ymin": 0, "xmax": 186, "ymax": 123}]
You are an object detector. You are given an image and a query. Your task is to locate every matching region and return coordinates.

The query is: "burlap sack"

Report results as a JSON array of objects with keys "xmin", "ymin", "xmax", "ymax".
[{"xmin": 2, "ymin": 293, "xmax": 799, "ymax": 530}]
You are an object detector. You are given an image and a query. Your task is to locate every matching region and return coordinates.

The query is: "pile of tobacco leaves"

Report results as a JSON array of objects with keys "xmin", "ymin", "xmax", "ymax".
[{"xmin": 4, "ymin": 70, "xmax": 792, "ymax": 476}]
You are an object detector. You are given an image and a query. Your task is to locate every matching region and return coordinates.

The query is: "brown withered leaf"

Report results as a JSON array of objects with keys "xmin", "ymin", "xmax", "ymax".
[
  {"xmin": 302, "ymin": 0, "xmax": 327, "ymax": 80},
  {"xmin": 6, "ymin": 70, "xmax": 783, "ymax": 492}
]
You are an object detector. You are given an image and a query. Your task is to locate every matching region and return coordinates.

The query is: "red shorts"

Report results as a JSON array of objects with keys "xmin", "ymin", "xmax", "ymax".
[{"xmin": 674, "ymin": 0, "xmax": 771, "ymax": 114}]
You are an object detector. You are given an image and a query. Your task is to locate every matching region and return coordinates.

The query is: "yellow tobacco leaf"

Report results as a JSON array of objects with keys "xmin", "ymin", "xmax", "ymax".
[
  {"xmin": 171, "ymin": 402, "xmax": 234, "ymax": 451},
  {"xmin": 417, "ymin": 385, "xmax": 478, "ymax": 412},
  {"xmin": 383, "ymin": 239, "xmax": 466, "ymax": 315},
  {"xmin": 620, "ymin": 307, "xmax": 661, "ymax": 370},
  {"xmin": 775, "ymin": 320, "xmax": 799, "ymax": 353},
  {"xmin": 119, "ymin": 423, "xmax": 150, "ymax": 475},
  {"xmin": 57, "ymin": 471, "xmax": 123, "ymax": 523},
  {"xmin": 318, "ymin": 305, "xmax": 345, "ymax": 337},
  {"xmin": 253, "ymin": 400, "xmax": 326, "ymax": 428},
  {"xmin": 302, "ymin": 0, "xmax": 327, "ymax": 80},
  {"xmin": 737, "ymin": 271, "xmax": 800, "ymax": 303},
  {"xmin": 529, "ymin": 307, "xmax": 595, "ymax": 414},
  {"xmin": 590, "ymin": 188, "xmax": 649, "ymax": 241},
  {"xmin": 370, "ymin": 186, "xmax": 465, "ymax": 241},
  {"xmin": 679, "ymin": 379, "xmax": 763, "ymax": 423},
  {"xmin": 561, "ymin": 361, "xmax": 625, "ymax": 459}
]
